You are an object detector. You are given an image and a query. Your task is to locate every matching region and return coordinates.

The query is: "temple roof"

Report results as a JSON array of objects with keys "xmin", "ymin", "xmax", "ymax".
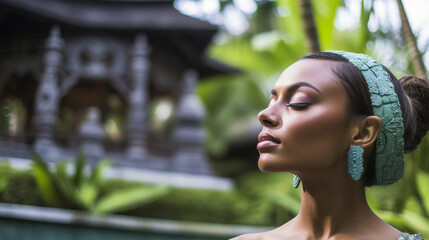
[
  {"xmin": 0, "ymin": 0, "xmax": 217, "ymax": 31},
  {"xmin": 0, "ymin": 0, "xmax": 238, "ymax": 77}
]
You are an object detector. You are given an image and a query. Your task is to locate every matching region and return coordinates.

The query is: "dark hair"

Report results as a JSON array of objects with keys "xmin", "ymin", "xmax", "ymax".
[
  {"xmin": 300, "ymin": 52, "xmax": 429, "ymax": 186},
  {"xmin": 399, "ymin": 76, "xmax": 429, "ymax": 151}
]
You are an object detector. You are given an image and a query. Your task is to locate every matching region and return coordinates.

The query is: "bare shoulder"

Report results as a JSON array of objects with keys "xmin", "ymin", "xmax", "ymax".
[
  {"xmin": 230, "ymin": 221, "xmax": 297, "ymax": 240},
  {"xmin": 230, "ymin": 231, "xmax": 291, "ymax": 240},
  {"xmin": 229, "ymin": 233, "xmax": 261, "ymax": 240}
]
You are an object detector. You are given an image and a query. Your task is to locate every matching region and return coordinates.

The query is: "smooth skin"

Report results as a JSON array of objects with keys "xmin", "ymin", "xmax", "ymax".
[{"xmin": 232, "ymin": 59, "xmax": 401, "ymax": 240}]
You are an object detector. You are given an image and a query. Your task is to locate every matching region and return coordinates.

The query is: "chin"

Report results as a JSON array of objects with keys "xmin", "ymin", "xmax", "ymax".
[
  {"xmin": 257, "ymin": 154, "xmax": 296, "ymax": 172},
  {"xmin": 258, "ymin": 159, "xmax": 282, "ymax": 172}
]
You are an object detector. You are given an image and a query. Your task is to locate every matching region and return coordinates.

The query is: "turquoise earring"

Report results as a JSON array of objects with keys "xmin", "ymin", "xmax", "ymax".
[
  {"xmin": 293, "ymin": 174, "xmax": 301, "ymax": 188},
  {"xmin": 347, "ymin": 145, "xmax": 364, "ymax": 181}
]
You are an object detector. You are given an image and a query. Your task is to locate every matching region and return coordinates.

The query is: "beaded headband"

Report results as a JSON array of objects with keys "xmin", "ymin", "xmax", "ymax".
[{"xmin": 327, "ymin": 50, "xmax": 405, "ymax": 185}]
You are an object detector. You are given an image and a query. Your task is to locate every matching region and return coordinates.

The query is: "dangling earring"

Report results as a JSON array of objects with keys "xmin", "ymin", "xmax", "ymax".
[
  {"xmin": 347, "ymin": 145, "xmax": 364, "ymax": 181},
  {"xmin": 293, "ymin": 174, "xmax": 301, "ymax": 188}
]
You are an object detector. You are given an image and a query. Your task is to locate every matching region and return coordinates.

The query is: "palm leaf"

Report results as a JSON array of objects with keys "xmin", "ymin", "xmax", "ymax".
[
  {"xmin": 73, "ymin": 152, "xmax": 86, "ymax": 187},
  {"xmin": 269, "ymin": 192, "xmax": 300, "ymax": 215},
  {"xmin": 401, "ymin": 210, "xmax": 429, "ymax": 235},
  {"xmin": 54, "ymin": 161, "xmax": 80, "ymax": 208},
  {"xmin": 88, "ymin": 158, "xmax": 111, "ymax": 185},
  {"xmin": 416, "ymin": 171, "xmax": 429, "ymax": 214},
  {"xmin": 78, "ymin": 182, "xmax": 98, "ymax": 209},
  {"xmin": 93, "ymin": 185, "xmax": 169, "ymax": 214},
  {"xmin": 31, "ymin": 153, "xmax": 61, "ymax": 207}
]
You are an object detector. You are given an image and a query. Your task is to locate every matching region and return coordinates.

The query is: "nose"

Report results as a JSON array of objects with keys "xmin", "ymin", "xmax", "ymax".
[{"xmin": 258, "ymin": 106, "xmax": 279, "ymax": 128}]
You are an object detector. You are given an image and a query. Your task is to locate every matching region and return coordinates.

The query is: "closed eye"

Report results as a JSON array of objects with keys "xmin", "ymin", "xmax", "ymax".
[{"xmin": 286, "ymin": 102, "xmax": 311, "ymax": 110}]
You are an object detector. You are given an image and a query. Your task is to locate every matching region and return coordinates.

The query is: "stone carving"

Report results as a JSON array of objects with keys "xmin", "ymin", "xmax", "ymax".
[
  {"xmin": 79, "ymin": 107, "xmax": 106, "ymax": 158},
  {"xmin": 172, "ymin": 69, "xmax": 211, "ymax": 174},
  {"xmin": 33, "ymin": 25, "xmax": 63, "ymax": 159},
  {"xmin": 61, "ymin": 36, "xmax": 128, "ymax": 98},
  {"xmin": 126, "ymin": 33, "xmax": 151, "ymax": 160},
  {"xmin": 0, "ymin": 1, "xmax": 237, "ymax": 178}
]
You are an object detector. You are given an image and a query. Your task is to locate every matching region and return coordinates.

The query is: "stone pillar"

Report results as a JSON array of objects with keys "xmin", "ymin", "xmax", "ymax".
[
  {"xmin": 33, "ymin": 25, "xmax": 63, "ymax": 159},
  {"xmin": 126, "ymin": 33, "xmax": 151, "ymax": 160},
  {"xmin": 79, "ymin": 107, "xmax": 105, "ymax": 159},
  {"xmin": 172, "ymin": 69, "xmax": 211, "ymax": 174}
]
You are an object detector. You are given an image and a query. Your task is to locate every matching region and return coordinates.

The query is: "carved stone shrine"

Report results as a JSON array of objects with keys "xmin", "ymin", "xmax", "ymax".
[{"xmin": 0, "ymin": 0, "xmax": 236, "ymax": 175}]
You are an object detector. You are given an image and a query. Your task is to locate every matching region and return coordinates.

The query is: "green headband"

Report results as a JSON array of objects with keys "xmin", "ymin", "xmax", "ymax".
[{"xmin": 327, "ymin": 50, "xmax": 405, "ymax": 185}]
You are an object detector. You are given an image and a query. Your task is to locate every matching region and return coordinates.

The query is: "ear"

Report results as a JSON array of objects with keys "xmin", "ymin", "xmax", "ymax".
[{"xmin": 350, "ymin": 116, "xmax": 382, "ymax": 148}]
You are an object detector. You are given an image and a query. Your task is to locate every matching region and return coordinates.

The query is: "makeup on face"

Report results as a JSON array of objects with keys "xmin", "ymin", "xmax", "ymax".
[
  {"xmin": 257, "ymin": 59, "xmax": 350, "ymax": 173},
  {"xmin": 257, "ymin": 83, "xmax": 321, "ymax": 151},
  {"xmin": 269, "ymin": 82, "xmax": 321, "ymax": 111},
  {"xmin": 287, "ymin": 92, "xmax": 313, "ymax": 110}
]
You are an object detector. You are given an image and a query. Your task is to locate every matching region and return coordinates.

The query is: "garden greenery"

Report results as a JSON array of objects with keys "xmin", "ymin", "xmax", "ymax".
[
  {"xmin": 31, "ymin": 153, "xmax": 169, "ymax": 214},
  {"xmin": 0, "ymin": 154, "xmax": 428, "ymax": 238}
]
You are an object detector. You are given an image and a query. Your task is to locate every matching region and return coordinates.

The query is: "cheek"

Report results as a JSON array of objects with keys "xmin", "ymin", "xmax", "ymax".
[
  {"xmin": 284, "ymin": 106, "xmax": 349, "ymax": 165},
  {"xmin": 288, "ymin": 108, "xmax": 346, "ymax": 139}
]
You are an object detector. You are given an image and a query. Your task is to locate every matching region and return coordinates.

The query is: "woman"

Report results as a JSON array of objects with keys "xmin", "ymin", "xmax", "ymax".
[{"xmin": 233, "ymin": 51, "xmax": 428, "ymax": 240}]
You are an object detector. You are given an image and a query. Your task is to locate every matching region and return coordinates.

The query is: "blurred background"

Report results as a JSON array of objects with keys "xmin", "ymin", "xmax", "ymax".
[{"xmin": 0, "ymin": 0, "xmax": 428, "ymax": 239}]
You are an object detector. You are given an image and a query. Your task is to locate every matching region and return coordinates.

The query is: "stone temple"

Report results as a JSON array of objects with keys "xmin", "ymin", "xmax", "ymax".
[{"xmin": 0, "ymin": 0, "xmax": 236, "ymax": 188}]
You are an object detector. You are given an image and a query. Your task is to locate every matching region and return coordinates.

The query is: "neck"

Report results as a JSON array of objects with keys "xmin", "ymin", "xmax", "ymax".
[{"xmin": 293, "ymin": 172, "xmax": 374, "ymax": 238}]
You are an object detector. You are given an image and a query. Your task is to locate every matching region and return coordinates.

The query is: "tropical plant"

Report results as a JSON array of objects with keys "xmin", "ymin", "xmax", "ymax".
[
  {"xmin": 367, "ymin": 169, "xmax": 429, "ymax": 239},
  {"xmin": 395, "ymin": 0, "xmax": 427, "ymax": 79},
  {"xmin": 236, "ymin": 172, "xmax": 301, "ymax": 224},
  {"xmin": 299, "ymin": 0, "xmax": 320, "ymax": 52},
  {"xmin": 400, "ymin": 171, "xmax": 429, "ymax": 238},
  {"xmin": 32, "ymin": 153, "xmax": 169, "ymax": 214},
  {"xmin": 0, "ymin": 161, "xmax": 10, "ymax": 193}
]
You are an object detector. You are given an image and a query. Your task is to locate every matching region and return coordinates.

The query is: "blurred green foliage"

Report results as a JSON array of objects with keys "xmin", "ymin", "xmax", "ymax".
[
  {"xmin": 198, "ymin": 0, "xmax": 429, "ymax": 237},
  {"xmin": 0, "ymin": 101, "xmax": 9, "ymax": 134},
  {"xmin": 0, "ymin": 161, "xmax": 298, "ymax": 225},
  {"xmin": 366, "ymin": 155, "xmax": 429, "ymax": 239},
  {"xmin": 2, "ymin": 160, "xmax": 428, "ymax": 239},
  {"xmin": 0, "ymin": 161, "xmax": 43, "ymax": 206},
  {"xmin": 201, "ymin": 0, "xmax": 425, "ymax": 162},
  {"xmin": 200, "ymin": 0, "xmax": 382, "ymax": 160},
  {"xmin": 0, "ymin": 0, "xmax": 428, "ymax": 238},
  {"xmin": 31, "ymin": 153, "xmax": 169, "ymax": 214}
]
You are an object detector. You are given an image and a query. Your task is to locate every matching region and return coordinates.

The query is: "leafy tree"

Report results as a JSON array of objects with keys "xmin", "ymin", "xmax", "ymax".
[
  {"xmin": 299, "ymin": 0, "xmax": 320, "ymax": 52},
  {"xmin": 197, "ymin": 0, "xmax": 429, "ymax": 235},
  {"xmin": 395, "ymin": 0, "xmax": 427, "ymax": 79}
]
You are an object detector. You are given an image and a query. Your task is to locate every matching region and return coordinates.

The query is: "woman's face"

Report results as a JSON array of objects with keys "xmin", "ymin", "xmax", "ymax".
[{"xmin": 257, "ymin": 59, "xmax": 353, "ymax": 174}]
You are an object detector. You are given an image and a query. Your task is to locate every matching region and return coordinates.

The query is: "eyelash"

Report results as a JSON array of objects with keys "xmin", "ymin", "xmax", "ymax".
[{"xmin": 286, "ymin": 102, "xmax": 311, "ymax": 110}]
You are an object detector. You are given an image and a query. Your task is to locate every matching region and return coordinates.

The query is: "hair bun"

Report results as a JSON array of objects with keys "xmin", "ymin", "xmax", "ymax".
[{"xmin": 399, "ymin": 76, "xmax": 429, "ymax": 152}]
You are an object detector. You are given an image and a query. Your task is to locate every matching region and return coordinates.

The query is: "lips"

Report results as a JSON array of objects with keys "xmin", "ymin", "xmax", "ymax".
[{"xmin": 257, "ymin": 132, "xmax": 280, "ymax": 150}]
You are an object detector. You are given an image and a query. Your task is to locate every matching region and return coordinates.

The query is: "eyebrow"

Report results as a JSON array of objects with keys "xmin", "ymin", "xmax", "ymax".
[{"xmin": 271, "ymin": 82, "xmax": 321, "ymax": 96}]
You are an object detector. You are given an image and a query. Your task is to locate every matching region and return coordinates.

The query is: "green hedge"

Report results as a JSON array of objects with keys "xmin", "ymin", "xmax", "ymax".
[
  {"xmin": 0, "ymin": 162, "xmax": 295, "ymax": 226},
  {"xmin": 0, "ymin": 162, "xmax": 44, "ymax": 206},
  {"xmin": 99, "ymin": 172, "xmax": 298, "ymax": 226},
  {"xmin": 2, "ymin": 161, "xmax": 426, "ymax": 238}
]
